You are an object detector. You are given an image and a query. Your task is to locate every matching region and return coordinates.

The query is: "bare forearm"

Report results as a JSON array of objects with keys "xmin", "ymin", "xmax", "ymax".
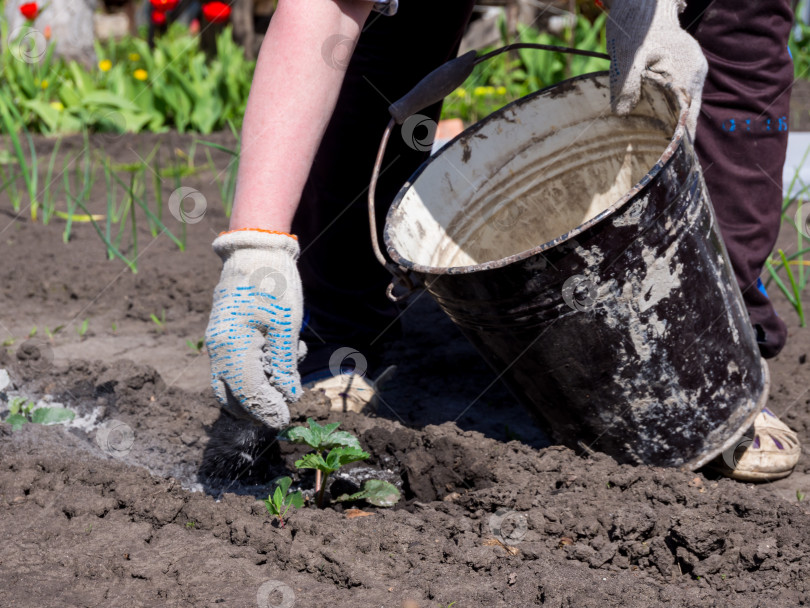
[{"xmin": 229, "ymin": 0, "xmax": 372, "ymax": 232}]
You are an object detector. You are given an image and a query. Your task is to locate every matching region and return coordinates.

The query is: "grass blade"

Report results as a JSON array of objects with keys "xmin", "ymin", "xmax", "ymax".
[{"xmin": 779, "ymin": 249, "xmax": 805, "ymax": 327}]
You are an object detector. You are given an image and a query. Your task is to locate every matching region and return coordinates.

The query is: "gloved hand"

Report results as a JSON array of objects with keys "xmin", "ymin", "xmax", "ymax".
[
  {"xmin": 205, "ymin": 229, "xmax": 304, "ymax": 429},
  {"xmin": 606, "ymin": 0, "xmax": 708, "ymax": 139}
]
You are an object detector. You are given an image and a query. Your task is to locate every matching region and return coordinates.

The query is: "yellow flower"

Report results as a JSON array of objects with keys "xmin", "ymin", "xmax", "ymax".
[
  {"xmin": 99, "ymin": 59, "xmax": 112, "ymax": 72},
  {"xmin": 454, "ymin": 88, "xmax": 467, "ymax": 98},
  {"xmin": 40, "ymin": 79, "xmax": 48, "ymax": 89},
  {"xmin": 473, "ymin": 86, "xmax": 488, "ymax": 97},
  {"xmin": 50, "ymin": 101, "xmax": 64, "ymax": 111},
  {"xmin": 133, "ymin": 69, "xmax": 148, "ymax": 81},
  {"xmin": 128, "ymin": 52, "xmax": 140, "ymax": 62},
  {"xmin": 496, "ymin": 86, "xmax": 507, "ymax": 95}
]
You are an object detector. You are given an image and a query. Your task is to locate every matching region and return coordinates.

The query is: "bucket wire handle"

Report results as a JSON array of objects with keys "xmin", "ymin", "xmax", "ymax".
[{"xmin": 369, "ymin": 44, "xmax": 610, "ymax": 301}]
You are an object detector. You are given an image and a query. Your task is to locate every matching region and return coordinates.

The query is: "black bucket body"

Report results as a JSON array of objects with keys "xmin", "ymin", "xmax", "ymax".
[{"xmin": 384, "ymin": 73, "xmax": 766, "ymax": 468}]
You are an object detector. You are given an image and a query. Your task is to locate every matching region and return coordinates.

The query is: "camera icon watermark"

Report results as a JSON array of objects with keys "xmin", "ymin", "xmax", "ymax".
[
  {"xmin": 561, "ymin": 274, "xmax": 598, "ymax": 311},
  {"xmin": 8, "ymin": 26, "xmax": 47, "ymax": 63},
  {"xmin": 321, "ymin": 33, "xmax": 354, "ymax": 70},
  {"xmin": 328, "ymin": 347, "xmax": 368, "ymax": 378},
  {"xmin": 721, "ymin": 435, "xmax": 753, "ymax": 469},
  {"xmin": 248, "ymin": 266, "xmax": 288, "ymax": 303},
  {"xmin": 401, "ymin": 114, "xmax": 437, "ymax": 152},
  {"xmin": 257, "ymin": 580, "xmax": 296, "ymax": 608},
  {"xmin": 488, "ymin": 507, "xmax": 528, "ymax": 544},
  {"xmin": 95, "ymin": 419, "xmax": 135, "ymax": 458},
  {"xmin": 90, "ymin": 109, "xmax": 128, "ymax": 144},
  {"xmin": 168, "ymin": 187, "xmax": 207, "ymax": 224},
  {"xmin": 492, "ymin": 200, "xmax": 525, "ymax": 232},
  {"xmin": 16, "ymin": 338, "xmax": 54, "ymax": 373}
]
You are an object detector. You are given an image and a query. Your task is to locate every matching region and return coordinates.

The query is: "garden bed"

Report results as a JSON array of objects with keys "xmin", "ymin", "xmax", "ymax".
[{"xmin": 1, "ymin": 133, "xmax": 809, "ymax": 607}]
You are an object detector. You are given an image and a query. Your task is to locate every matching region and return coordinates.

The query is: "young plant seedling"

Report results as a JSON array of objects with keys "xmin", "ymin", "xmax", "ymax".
[
  {"xmin": 296, "ymin": 446, "xmax": 370, "ymax": 507},
  {"xmin": 186, "ymin": 337, "xmax": 204, "ymax": 354},
  {"xmin": 3, "ymin": 396, "xmax": 75, "ymax": 431},
  {"xmin": 44, "ymin": 325, "xmax": 65, "ymax": 342},
  {"xmin": 279, "ymin": 418, "xmax": 369, "ymax": 507},
  {"xmin": 150, "ymin": 310, "xmax": 166, "ymax": 331},
  {"xmin": 279, "ymin": 418, "xmax": 401, "ymax": 508},
  {"xmin": 264, "ymin": 476, "xmax": 304, "ymax": 527},
  {"xmin": 77, "ymin": 319, "xmax": 89, "ymax": 339}
]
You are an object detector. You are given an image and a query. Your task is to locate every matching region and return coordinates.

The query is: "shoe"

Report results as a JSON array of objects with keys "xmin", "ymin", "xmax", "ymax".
[
  {"xmin": 302, "ymin": 365, "xmax": 396, "ymax": 413},
  {"xmin": 708, "ymin": 407, "xmax": 801, "ymax": 481}
]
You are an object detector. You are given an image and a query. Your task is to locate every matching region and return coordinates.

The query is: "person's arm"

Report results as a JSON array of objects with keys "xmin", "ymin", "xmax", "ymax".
[
  {"xmin": 205, "ymin": 0, "xmax": 378, "ymax": 430},
  {"xmin": 229, "ymin": 0, "xmax": 373, "ymax": 233}
]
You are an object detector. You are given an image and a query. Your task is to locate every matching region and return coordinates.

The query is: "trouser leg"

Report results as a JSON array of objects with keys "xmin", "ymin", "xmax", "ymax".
[
  {"xmin": 681, "ymin": 0, "xmax": 794, "ymax": 358},
  {"xmin": 293, "ymin": 1, "xmax": 475, "ymax": 375}
]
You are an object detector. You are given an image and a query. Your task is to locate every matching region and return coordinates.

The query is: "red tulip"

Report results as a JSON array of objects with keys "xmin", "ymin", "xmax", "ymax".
[
  {"xmin": 152, "ymin": 9, "xmax": 167, "ymax": 26},
  {"xmin": 19, "ymin": 2, "xmax": 39, "ymax": 20},
  {"xmin": 150, "ymin": 0, "xmax": 178, "ymax": 11},
  {"xmin": 202, "ymin": 2, "xmax": 231, "ymax": 24}
]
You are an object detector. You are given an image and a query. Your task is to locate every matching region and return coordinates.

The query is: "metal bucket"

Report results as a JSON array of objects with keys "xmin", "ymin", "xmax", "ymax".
[{"xmin": 380, "ymin": 72, "xmax": 767, "ymax": 469}]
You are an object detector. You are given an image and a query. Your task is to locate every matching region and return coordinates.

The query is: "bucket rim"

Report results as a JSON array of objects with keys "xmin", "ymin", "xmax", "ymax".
[{"xmin": 384, "ymin": 71, "xmax": 690, "ymax": 277}]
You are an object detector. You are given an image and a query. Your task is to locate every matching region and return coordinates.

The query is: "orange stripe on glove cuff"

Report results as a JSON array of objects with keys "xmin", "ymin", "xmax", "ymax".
[{"xmin": 218, "ymin": 227, "xmax": 298, "ymax": 241}]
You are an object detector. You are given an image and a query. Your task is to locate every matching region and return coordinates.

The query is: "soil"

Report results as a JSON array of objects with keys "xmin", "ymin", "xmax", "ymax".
[{"xmin": 1, "ymin": 131, "xmax": 810, "ymax": 608}]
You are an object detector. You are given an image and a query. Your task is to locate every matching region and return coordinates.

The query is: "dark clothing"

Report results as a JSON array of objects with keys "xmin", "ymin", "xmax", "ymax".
[
  {"xmin": 295, "ymin": 0, "xmax": 793, "ymax": 375},
  {"xmin": 293, "ymin": 0, "xmax": 475, "ymax": 375},
  {"xmin": 682, "ymin": 0, "xmax": 794, "ymax": 357}
]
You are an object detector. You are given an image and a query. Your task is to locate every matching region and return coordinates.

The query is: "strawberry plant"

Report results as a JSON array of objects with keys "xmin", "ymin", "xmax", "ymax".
[
  {"xmin": 3, "ymin": 396, "xmax": 75, "ymax": 431},
  {"xmin": 279, "ymin": 418, "xmax": 400, "ymax": 508},
  {"xmin": 264, "ymin": 476, "xmax": 303, "ymax": 527}
]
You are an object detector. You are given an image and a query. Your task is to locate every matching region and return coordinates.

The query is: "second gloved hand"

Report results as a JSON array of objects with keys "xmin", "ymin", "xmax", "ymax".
[
  {"xmin": 205, "ymin": 229, "xmax": 305, "ymax": 429},
  {"xmin": 606, "ymin": 0, "xmax": 707, "ymax": 138}
]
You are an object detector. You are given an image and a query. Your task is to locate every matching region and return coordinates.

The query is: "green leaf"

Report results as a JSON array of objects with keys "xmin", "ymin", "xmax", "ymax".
[
  {"xmin": 278, "ymin": 424, "xmax": 317, "ymax": 448},
  {"xmin": 336, "ymin": 479, "xmax": 401, "ymax": 508},
  {"xmin": 279, "ymin": 418, "xmax": 361, "ymax": 451},
  {"xmin": 9, "ymin": 397, "xmax": 23, "ymax": 416},
  {"xmin": 21, "ymin": 100, "xmax": 63, "ymax": 134},
  {"xmin": 81, "ymin": 90, "xmax": 142, "ymax": 113},
  {"xmin": 285, "ymin": 490, "xmax": 304, "ymax": 509},
  {"xmin": 295, "ymin": 452, "xmax": 329, "ymax": 472},
  {"xmin": 265, "ymin": 477, "xmax": 303, "ymax": 518},
  {"xmin": 275, "ymin": 476, "xmax": 292, "ymax": 496},
  {"xmin": 325, "ymin": 446, "xmax": 370, "ymax": 470},
  {"xmin": 30, "ymin": 407, "xmax": 75, "ymax": 425},
  {"xmin": 4, "ymin": 413, "xmax": 28, "ymax": 431},
  {"xmin": 264, "ymin": 492, "xmax": 281, "ymax": 517},
  {"xmin": 323, "ymin": 430, "xmax": 362, "ymax": 451}
]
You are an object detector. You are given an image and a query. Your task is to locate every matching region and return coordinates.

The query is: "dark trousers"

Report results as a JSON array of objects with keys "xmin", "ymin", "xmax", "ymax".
[
  {"xmin": 682, "ymin": 0, "xmax": 794, "ymax": 357},
  {"xmin": 294, "ymin": 0, "xmax": 793, "ymax": 375}
]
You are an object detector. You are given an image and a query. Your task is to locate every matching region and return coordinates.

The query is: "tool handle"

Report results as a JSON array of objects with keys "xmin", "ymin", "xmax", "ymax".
[{"xmin": 388, "ymin": 51, "xmax": 478, "ymax": 125}]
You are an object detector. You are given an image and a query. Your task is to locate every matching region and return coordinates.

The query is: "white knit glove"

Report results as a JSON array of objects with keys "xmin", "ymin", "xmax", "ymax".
[
  {"xmin": 606, "ymin": 0, "xmax": 708, "ymax": 138},
  {"xmin": 205, "ymin": 230, "xmax": 304, "ymax": 429}
]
